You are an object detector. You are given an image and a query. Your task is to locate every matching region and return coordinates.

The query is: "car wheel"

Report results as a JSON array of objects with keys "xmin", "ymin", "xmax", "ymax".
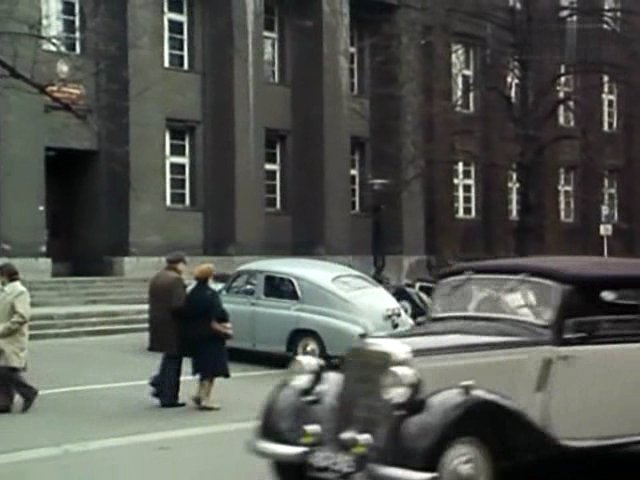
[
  {"xmin": 290, "ymin": 332, "xmax": 326, "ymax": 358},
  {"xmin": 273, "ymin": 461, "xmax": 307, "ymax": 479},
  {"xmin": 399, "ymin": 299, "xmax": 414, "ymax": 317},
  {"xmin": 437, "ymin": 437, "xmax": 495, "ymax": 480}
]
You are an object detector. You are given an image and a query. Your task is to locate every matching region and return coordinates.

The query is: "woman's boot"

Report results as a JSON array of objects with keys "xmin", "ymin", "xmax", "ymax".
[
  {"xmin": 198, "ymin": 379, "xmax": 221, "ymax": 411},
  {"xmin": 192, "ymin": 380, "xmax": 207, "ymax": 407}
]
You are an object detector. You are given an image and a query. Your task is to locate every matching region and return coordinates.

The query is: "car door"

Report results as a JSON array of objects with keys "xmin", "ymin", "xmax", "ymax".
[
  {"xmin": 252, "ymin": 273, "xmax": 302, "ymax": 353},
  {"xmin": 546, "ymin": 294, "xmax": 640, "ymax": 441},
  {"xmin": 220, "ymin": 271, "xmax": 258, "ymax": 350}
]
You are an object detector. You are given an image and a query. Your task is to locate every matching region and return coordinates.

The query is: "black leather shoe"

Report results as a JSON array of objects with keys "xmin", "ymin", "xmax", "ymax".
[
  {"xmin": 160, "ymin": 401, "xmax": 186, "ymax": 408},
  {"xmin": 22, "ymin": 390, "xmax": 38, "ymax": 413}
]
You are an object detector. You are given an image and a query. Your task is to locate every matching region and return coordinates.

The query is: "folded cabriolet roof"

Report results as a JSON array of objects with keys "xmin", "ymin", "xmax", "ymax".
[{"xmin": 439, "ymin": 256, "xmax": 640, "ymax": 287}]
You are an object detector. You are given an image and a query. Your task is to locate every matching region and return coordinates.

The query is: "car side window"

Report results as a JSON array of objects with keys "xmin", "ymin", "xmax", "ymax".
[
  {"xmin": 263, "ymin": 275, "xmax": 300, "ymax": 301},
  {"xmin": 563, "ymin": 287, "xmax": 640, "ymax": 344},
  {"xmin": 226, "ymin": 272, "xmax": 257, "ymax": 296}
]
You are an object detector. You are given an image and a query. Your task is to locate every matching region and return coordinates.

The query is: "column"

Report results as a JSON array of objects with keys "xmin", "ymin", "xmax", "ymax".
[
  {"xmin": 289, "ymin": 0, "xmax": 351, "ymax": 254},
  {"xmin": 202, "ymin": 0, "xmax": 265, "ymax": 254}
]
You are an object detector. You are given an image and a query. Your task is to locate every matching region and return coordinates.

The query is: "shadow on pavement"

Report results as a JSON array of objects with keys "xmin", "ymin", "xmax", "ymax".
[
  {"xmin": 511, "ymin": 448, "xmax": 640, "ymax": 479},
  {"xmin": 228, "ymin": 348, "xmax": 289, "ymax": 369}
]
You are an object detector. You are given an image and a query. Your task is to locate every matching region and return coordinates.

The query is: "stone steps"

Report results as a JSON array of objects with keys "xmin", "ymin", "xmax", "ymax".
[
  {"xmin": 28, "ymin": 304, "xmax": 149, "ymax": 340},
  {"xmin": 24, "ymin": 277, "xmax": 152, "ymax": 340},
  {"xmin": 31, "ymin": 324, "xmax": 148, "ymax": 341},
  {"xmin": 31, "ymin": 295, "xmax": 147, "ymax": 307}
]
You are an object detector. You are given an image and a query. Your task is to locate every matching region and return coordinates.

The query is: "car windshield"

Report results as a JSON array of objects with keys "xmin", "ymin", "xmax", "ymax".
[
  {"xmin": 431, "ymin": 274, "xmax": 562, "ymax": 327},
  {"xmin": 332, "ymin": 274, "xmax": 378, "ymax": 292}
]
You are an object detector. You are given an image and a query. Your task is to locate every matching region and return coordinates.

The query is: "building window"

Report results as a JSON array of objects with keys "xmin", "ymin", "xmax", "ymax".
[
  {"xmin": 603, "ymin": 0, "xmax": 622, "ymax": 31},
  {"xmin": 165, "ymin": 126, "xmax": 192, "ymax": 208},
  {"xmin": 508, "ymin": 167, "xmax": 521, "ymax": 221},
  {"xmin": 451, "ymin": 43, "xmax": 475, "ymax": 113},
  {"xmin": 557, "ymin": 64, "xmax": 575, "ymax": 128},
  {"xmin": 559, "ymin": 0, "xmax": 578, "ymax": 25},
  {"xmin": 41, "ymin": 0, "xmax": 81, "ymax": 54},
  {"xmin": 263, "ymin": 0, "xmax": 280, "ymax": 83},
  {"xmin": 506, "ymin": 57, "xmax": 521, "ymax": 106},
  {"xmin": 265, "ymin": 132, "xmax": 284, "ymax": 211},
  {"xmin": 350, "ymin": 140, "xmax": 365, "ymax": 213},
  {"xmin": 602, "ymin": 171, "xmax": 619, "ymax": 222},
  {"xmin": 453, "ymin": 161, "xmax": 476, "ymax": 219},
  {"xmin": 558, "ymin": 167, "xmax": 575, "ymax": 223},
  {"xmin": 602, "ymin": 74, "xmax": 618, "ymax": 132},
  {"xmin": 509, "ymin": 0, "xmax": 523, "ymax": 10},
  {"xmin": 164, "ymin": 0, "xmax": 189, "ymax": 70}
]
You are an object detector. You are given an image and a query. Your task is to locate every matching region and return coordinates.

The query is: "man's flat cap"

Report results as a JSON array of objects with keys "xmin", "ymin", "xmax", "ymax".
[{"xmin": 165, "ymin": 252, "xmax": 187, "ymax": 264}]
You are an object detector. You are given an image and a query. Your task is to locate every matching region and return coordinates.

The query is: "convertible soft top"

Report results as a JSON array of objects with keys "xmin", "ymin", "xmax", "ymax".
[{"xmin": 439, "ymin": 256, "xmax": 640, "ymax": 287}]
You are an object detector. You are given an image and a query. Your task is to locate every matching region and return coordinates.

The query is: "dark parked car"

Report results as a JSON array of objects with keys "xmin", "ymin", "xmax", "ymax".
[
  {"xmin": 389, "ymin": 284, "xmax": 431, "ymax": 324},
  {"xmin": 250, "ymin": 256, "xmax": 640, "ymax": 480}
]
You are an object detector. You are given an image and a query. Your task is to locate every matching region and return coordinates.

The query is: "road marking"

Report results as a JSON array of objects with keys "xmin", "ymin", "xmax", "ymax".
[
  {"xmin": 40, "ymin": 369, "xmax": 283, "ymax": 396},
  {"xmin": 0, "ymin": 420, "xmax": 259, "ymax": 465}
]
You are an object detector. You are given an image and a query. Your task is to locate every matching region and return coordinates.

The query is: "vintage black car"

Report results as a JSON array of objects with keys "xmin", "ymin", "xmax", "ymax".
[
  {"xmin": 250, "ymin": 256, "xmax": 640, "ymax": 480},
  {"xmin": 389, "ymin": 284, "xmax": 431, "ymax": 324}
]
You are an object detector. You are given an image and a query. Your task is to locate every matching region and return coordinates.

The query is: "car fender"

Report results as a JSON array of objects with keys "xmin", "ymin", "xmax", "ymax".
[
  {"xmin": 374, "ymin": 387, "xmax": 558, "ymax": 471},
  {"xmin": 259, "ymin": 371, "xmax": 345, "ymax": 445},
  {"xmin": 293, "ymin": 311, "xmax": 365, "ymax": 356}
]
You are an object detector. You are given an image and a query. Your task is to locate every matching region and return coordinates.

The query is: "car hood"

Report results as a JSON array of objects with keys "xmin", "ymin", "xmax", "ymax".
[{"xmin": 367, "ymin": 331, "xmax": 541, "ymax": 356}]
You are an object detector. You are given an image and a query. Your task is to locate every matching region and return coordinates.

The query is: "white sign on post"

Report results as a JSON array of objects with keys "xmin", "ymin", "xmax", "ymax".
[{"xmin": 600, "ymin": 224, "xmax": 613, "ymax": 237}]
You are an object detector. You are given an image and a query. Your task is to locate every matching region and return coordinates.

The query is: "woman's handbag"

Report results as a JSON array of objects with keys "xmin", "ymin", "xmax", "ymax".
[{"xmin": 210, "ymin": 321, "xmax": 233, "ymax": 340}]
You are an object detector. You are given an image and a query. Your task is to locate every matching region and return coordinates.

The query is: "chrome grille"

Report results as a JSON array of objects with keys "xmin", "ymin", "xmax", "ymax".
[{"xmin": 333, "ymin": 347, "xmax": 392, "ymax": 439}]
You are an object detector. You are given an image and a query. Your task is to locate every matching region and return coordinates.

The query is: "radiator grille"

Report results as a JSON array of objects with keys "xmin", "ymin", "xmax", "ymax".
[{"xmin": 333, "ymin": 347, "xmax": 393, "ymax": 439}]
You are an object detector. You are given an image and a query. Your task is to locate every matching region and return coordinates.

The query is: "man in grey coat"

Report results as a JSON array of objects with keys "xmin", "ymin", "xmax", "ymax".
[
  {"xmin": 0, "ymin": 263, "xmax": 38, "ymax": 413},
  {"xmin": 148, "ymin": 252, "xmax": 187, "ymax": 408}
]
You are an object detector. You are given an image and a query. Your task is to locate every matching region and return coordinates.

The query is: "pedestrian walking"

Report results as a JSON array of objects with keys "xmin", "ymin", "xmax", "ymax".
[
  {"xmin": 0, "ymin": 263, "xmax": 38, "ymax": 413},
  {"xmin": 181, "ymin": 263, "xmax": 232, "ymax": 411},
  {"xmin": 148, "ymin": 252, "xmax": 188, "ymax": 408}
]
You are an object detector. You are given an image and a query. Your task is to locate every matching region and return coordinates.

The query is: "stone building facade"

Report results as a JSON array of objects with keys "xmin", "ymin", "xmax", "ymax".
[{"xmin": 0, "ymin": 0, "xmax": 638, "ymax": 278}]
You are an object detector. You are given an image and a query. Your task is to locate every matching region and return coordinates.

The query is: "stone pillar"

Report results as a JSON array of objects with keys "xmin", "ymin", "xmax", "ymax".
[
  {"xmin": 394, "ymin": 7, "xmax": 427, "ymax": 257},
  {"xmin": 0, "ymin": 88, "xmax": 47, "ymax": 257},
  {"xmin": 0, "ymin": 4, "xmax": 47, "ymax": 257},
  {"xmin": 202, "ymin": 0, "xmax": 265, "ymax": 254},
  {"xmin": 91, "ymin": 0, "xmax": 131, "ymax": 261},
  {"xmin": 289, "ymin": 0, "xmax": 351, "ymax": 254}
]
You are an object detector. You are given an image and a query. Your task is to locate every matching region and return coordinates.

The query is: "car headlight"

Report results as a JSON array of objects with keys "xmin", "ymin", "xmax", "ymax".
[
  {"xmin": 380, "ymin": 365, "xmax": 420, "ymax": 405},
  {"xmin": 288, "ymin": 355, "xmax": 325, "ymax": 391}
]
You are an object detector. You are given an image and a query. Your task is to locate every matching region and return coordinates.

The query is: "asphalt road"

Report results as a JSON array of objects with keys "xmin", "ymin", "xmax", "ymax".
[
  {"xmin": 0, "ymin": 334, "xmax": 284, "ymax": 480},
  {"xmin": 1, "ymin": 333, "xmax": 640, "ymax": 480}
]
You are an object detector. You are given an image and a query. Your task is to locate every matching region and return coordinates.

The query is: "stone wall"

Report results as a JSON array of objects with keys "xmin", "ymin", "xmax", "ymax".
[{"xmin": 0, "ymin": 255, "xmax": 433, "ymax": 282}]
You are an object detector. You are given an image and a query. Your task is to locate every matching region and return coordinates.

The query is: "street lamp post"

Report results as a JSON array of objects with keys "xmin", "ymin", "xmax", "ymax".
[{"xmin": 368, "ymin": 178, "xmax": 391, "ymax": 283}]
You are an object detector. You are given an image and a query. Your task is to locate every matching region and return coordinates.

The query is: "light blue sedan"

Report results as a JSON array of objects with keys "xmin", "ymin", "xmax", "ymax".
[{"xmin": 219, "ymin": 258, "xmax": 414, "ymax": 358}]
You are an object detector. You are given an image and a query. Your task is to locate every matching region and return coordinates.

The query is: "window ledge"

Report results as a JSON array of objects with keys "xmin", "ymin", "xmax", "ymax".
[
  {"xmin": 166, "ymin": 206, "xmax": 201, "ymax": 213},
  {"xmin": 163, "ymin": 66, "xmax": 200, "ymax": 75},
  {"xmin": 41, "ymin": 48, "xmax": 81, "ymax": 57},
  {"xmin": 266, "ymin": 210, "xmax": 289, "ymax": 217},
  {"xmin": 453, "ymin": 109, "xmax": 477, "ymax": 116},
  {"xmin": 265, "ymin": 81, "xmax": 291, "ymax": 89}
]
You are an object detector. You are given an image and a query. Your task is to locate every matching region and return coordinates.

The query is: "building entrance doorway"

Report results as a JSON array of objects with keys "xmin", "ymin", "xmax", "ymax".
[{"xmin": 45, "ymin": 148, "xmax": 105, "ymax": 276}]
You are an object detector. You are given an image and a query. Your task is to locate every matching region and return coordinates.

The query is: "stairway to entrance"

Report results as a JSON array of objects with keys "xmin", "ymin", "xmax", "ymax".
[{"xmin": 25, "ymin": 277, "xmax": 150, "ymax": 340}]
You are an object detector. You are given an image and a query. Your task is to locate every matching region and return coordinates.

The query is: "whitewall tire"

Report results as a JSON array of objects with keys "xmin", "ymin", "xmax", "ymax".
[{"xmin": 437, "ymin": 437, "xmax": 495, "ymax": 480}]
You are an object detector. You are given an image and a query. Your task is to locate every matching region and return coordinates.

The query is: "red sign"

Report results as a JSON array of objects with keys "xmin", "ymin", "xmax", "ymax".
[{"xmin": 45, "ymin": 82, "xmax": 86, "ymax": 105}]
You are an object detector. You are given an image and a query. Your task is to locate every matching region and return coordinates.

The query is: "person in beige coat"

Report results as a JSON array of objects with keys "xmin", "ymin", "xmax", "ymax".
[{"xmin": 0, "ymin": 263, "xmax": 38, "ymax": 413}]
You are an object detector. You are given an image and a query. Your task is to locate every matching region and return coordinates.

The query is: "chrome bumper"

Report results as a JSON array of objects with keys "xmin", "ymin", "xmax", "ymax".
[
  {"xmin": 367, "ymin": 463, "xmax": 438, "ymax": 480},
  {"xmin": 251, "ymin": 438, "xmax": 310, "ymax": 463}
]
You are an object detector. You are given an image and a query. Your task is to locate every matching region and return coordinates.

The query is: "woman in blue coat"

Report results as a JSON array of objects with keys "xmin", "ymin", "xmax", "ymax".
[{"xmin": 182, "ymin": 263, "xmax": 232, "ymax": 411}]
